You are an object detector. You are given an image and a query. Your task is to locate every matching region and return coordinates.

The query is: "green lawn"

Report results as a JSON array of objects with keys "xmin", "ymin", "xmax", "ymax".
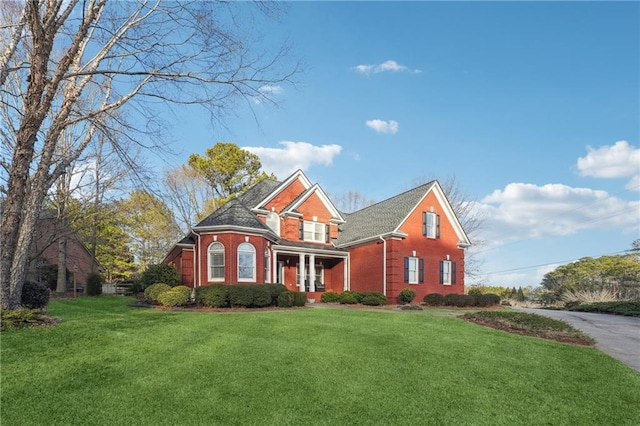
[{"xmin": 2, "ymin": 297, "xmax": 639, "ymax": 425}]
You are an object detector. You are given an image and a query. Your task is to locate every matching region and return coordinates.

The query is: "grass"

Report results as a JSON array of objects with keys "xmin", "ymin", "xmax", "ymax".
[{"xmin": 2, "ymin": 297, "xmax": 640, "ymax": 425}]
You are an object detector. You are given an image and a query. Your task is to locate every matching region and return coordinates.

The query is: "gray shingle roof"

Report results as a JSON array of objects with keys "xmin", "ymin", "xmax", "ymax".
[
  {"xmin": 195, "ymin": 198, "xmax": 271, "ymax": 231},
  {"xmin": 236, "ymin": 179, "xmax": 281, "ymax": 209},
  {"xmin": 336, "ymin": 181, "xmax": 436, "ymax": 246}
]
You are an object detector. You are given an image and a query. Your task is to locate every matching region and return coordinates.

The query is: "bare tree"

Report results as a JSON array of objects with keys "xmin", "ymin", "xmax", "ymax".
[
  {"xmin": 330, "ymin": 190, "xmax": 376, "ymax": 214},
  {"xmin": 163, "ymin": 164, "xmax": 217, "ymax": 234},
  {"xmin": 0, "ymin": 0, "xmax": 298, "ymax": 309}
]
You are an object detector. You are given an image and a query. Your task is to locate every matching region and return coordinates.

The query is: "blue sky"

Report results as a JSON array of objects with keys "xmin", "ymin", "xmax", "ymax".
[{"xmin": 163, "ymin": 1, "xmax": 639, "ymax": 288}]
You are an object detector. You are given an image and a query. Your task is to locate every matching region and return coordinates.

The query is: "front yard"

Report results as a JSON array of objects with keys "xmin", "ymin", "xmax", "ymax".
[{"xmin": 1, "ymin": 297, "xmax": 639, "ymax": 425}]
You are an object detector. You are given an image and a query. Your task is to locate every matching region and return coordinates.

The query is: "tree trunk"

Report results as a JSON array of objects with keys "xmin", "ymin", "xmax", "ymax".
[{"xmin": 56, "ymin": 236, "xmax": 68, "ymax": 294}]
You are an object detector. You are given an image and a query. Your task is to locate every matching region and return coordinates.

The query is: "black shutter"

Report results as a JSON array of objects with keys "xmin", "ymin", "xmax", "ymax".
[
  {"xmin": 419, "ymin": 258, "xmax": 424, "ymax": 283},
  {"xmin": 452, "ymin": 262, "xmax": 457, "ymax": 284},
  {"xmin": 439, "ymin": 261, "xmax": 444, "ymax": 284},
  {"xmin": 299, "ymin": 220, "xmax": 304, "ymax": 240},
  {"xmin": 436, "ymin": 215, "xmax": 441, "ymax": 238},
  {"xmin": 325, "ymin": 223, "xmax": 330, "ymax": 243},
  {"xmin": 422, "ymin": 212, "xmax": 427, "ymax": 236},
  {"xmin": 404, "ymin": 257, "xmax": 409, "ymax": 283}
]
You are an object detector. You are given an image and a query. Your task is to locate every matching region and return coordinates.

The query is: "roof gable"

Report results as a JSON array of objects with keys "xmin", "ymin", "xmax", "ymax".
[
  {"xmin": 253, "ymin": 169, "xmax": 311, "ymax": 211},
  {"xmin": 194, "ymin": 198, "xmax": 271, "ymax": 232},
  {"xmin": 336, "ymin": 181, "xmax": 470, "ymax": 247},
  {"xmin": 283, "ymin": 184, "xmax": 345, "ymax": 222}
]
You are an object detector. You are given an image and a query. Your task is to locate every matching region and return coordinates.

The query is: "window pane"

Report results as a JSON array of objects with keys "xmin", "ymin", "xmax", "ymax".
[
  {"xmin": 408, "ymin": 257, "xmax": 418, "ymax": 284},
  {"xmin": 426, "ymin": 213, "xmax": 436, "ymax": 238}
]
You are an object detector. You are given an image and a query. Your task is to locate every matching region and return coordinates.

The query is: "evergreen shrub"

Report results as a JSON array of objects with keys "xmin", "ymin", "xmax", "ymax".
[
  {"xmin": 21, "ymin": 281, "xmax": 50, "ymax": 309},
  {"xmin": 86, "ymin": 273, "xmax": 103, "ymax": 296},
  {"xmin": 266, "ymin": 284, "xmax": 287, "ymax": 306},
  {"xmin": 1, "ymin": 308, "xmax": 45, "ymax": 330},
  {"xmin": 157, "ymin": 286, "xmax": 191, "ymax": 307},
  {"xmin": 360, "ymin": 292, "xmax": 388, "ymax": 306},
  {"xmin": 144, "ymin": 283, "xmax": 171, "ymax": 304},
  {"xmin": 195, "ymin": 284, "xmax": 229, "ymax": 308},
  {"xmin": 138, "ymin": 264, "xmax": 180, "ymax": 291},
  {"xmin": 339, "ymin": 292, "xmax": 358, "ymax": 305},
  {"xmin": 293, "ymin": 292, "xmax": 307, "ymax": 306},
  {"xmin": 228, "ymin": 284, "xmax": 253, "ymax": 308},
  {"xmin": 398, "ymin": 288, "xmax": 416, "ymax": 305},
  {"xmin": 251, "ymin": 285, "xmax": 272, "ymax": 308},
  {"xmin": 321, "ymin": 291, "xmax": 340, "ymax": 303},
  {"xmin": 423, "ymin": 293, "xmax": 444, "ymax": 306},
  {"xmin": 277, "ymin": 291, "xmax": 295, "ymax": 307}
]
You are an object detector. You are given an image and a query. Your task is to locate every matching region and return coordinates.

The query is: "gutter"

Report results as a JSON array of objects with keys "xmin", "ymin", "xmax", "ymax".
[{"xmin": 379, "ymin": 236, "xmax": 387, "ymax": 296}]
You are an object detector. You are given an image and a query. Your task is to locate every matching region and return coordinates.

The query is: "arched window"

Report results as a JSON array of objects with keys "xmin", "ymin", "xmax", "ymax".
[
  {"xmin": 264, "ymin": 248, "xmax": 271, "ymax": 283},
  {"xmin": 237, "ymin": 242, "xmax": 256, "ymax": 282},
  {"xmin": 266, "ymin": 212, "xmax": 280, "ymax": 236},
  {"xmin": 208, "ymin": 242, "xmax": 225, "ymax": 282}
]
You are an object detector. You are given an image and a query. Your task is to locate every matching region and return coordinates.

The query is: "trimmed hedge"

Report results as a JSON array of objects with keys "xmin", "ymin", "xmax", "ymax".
[
  {"xmin": 339, "ymin": 292, "xmax": 358, "ymax": 305},
  {"xmin": 195, "ymin": 284, "xmax": 229, "ymax": 308},
  {"xmin": 321, "ymin": 292, "xmax": 340, "ymax": 303},
  {"xmin": 138, "ymin": 264, "xmax": 181, "ymax": 291},
  {"xmin": 157, "ymin": 286, "xmax": 191, "ymax": 307},
  {"xmin": 144, "ymin": 283, "xmax": 171, "ymax": 304},
  {"xmin": 21, "ymin": 281, "xmax": 50, "ymax": 309},
  {"xmin": 423, "ymin": 293, "xmax": 444, "ymax": 306},
  {"xmin": 228, "ymin": 285, "xmax": 253, "ymax": 308},
  {"xmin": 361, "ymin": 292, "xmax": 388, "ymax": 306},
  {"xmin": 277, "ymin": 291, "xmax": 307, "ymax": 307}
]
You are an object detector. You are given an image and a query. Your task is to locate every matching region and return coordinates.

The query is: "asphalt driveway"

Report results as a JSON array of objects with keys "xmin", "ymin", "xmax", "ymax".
[{"xmin": 514, "ymin": 307, "xmax": 640, "ymax": 373}]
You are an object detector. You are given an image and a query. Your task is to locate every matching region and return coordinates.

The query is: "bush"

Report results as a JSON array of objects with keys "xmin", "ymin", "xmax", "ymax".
[
  {"xmin": 321, "ymin": 292, "xmax": 341, "ymax": 303},
  {"xmin": 228, "ymin": 284, "xmax": 253, "ymax": 308},
  {"xmin": 1, "ymin": 308, "xmax": 46, "ymax": 331},
  {"xmin": 195, "ymin": 284, "xmax": 229, "ymax": 308},
  {"xmin": 144, "ymin": 283, "xmax": 171, "ymax": 304},
  {"xmin": 423, "ymin": 293, "xmax": 444, "ymax": 306},
  {"xmin": 86, "ymin": 273, "xmax": 103, "ymax": 296},
  {"xmin": 21, "ymin": 281, "xmax": 50, "ymax": 309},
  {"xmin": 277, "ymin": 291, "xmax": 295, "ymax": 307},
  {"xmin": 339, "ymin": 292, "xmax": 358, "ymax": 305},
  {"xmin": 266, "ymin": 284, "xmax": 287, "ymax": 306},
  {"xmin": 443, "ymin": 293, "xmax": 462, "ymax": 307},
  {"xmin": 474, "ymin": 293, "xmax": 501, "ymax": 307},
  {"xmin": 251, "ymin": 285, "xmax": 272, "ymax": 308},
  {"xmin": 157, "ymin": 286, "xmax": 191, "ymax": 307},
  {"xmin": 293, "ymin": 292, "xmax": 307, "ymax": 307},
  {"xmin": 568, "ymin": 301, "xmax": 640, "ymax": 317},
  {"xmin": 138, "ymin": 264, "xmax": 181, "ymax": 291},
  {"xmin": 361, "ymin": 292, "xmax": 388, "ymax": 306},
  {"xmin": 398, "ymin": 288, "xmax": 416, "ymax": 305}
]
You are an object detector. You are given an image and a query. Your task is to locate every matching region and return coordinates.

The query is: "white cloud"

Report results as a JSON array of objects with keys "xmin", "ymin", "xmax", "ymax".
[
  {"xmin": 252, "ymin": 85, "xmax": 283, "ymax": 104},
  {"xmin": 576, "ymin": 141, "xmax": 640, "ymax": 190},
  {"xmin": 475, "ymin": 182, "xmax": 639, "ymax": 246},
  {"xmin": 243, "ymin": 141, "xmax": 342, "ymax": 179},
  {"xmin": 365, "ymin": 119, "xmax": 398, "ymax": 134},
  {"xmin": 353, "ymin": 60, "xmax": 421, "ymax": 75}
]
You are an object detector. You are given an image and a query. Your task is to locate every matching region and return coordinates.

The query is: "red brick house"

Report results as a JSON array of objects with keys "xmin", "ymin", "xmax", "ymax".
[{"xmin": 163, "ymin": 170, "xmax": 471, "ymax": 303}]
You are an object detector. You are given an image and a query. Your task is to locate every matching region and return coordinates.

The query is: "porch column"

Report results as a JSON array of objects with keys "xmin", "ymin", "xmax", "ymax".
[
  {"xmin": 343, "ymin": 257, "xmax": 348, "ymax": 291},
  {"xmin": 272, "ymin": 250, "xmax": 278, "ymax": 284},
  {"xmin": 309, "ymin": 254, "xmax": 316, "ymax": 292},
  {"xmin": 298, "ymin": 253, "xmax": 305, "ymax": 292}
]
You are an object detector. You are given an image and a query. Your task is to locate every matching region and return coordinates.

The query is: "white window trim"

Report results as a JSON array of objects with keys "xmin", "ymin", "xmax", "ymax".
[
  {"xmin": 208, "ymin": 242, "xmax": 225, "ymax": 282},
  {"xmin": 442, "ymin": 260, "xmax": 452, "ymax": 285},
  {"xmin": 303, "ymin": 220, "xmax": 325, "ymax": 242},
  {"xmin": 408, "ymin": 257, "xmax": 419, "ymax": 284},
  {"xmin": 237, "ymin": 242, "xmax": 256, "ymax": 282},
  {"xmin": 426, "ymin": 212, "xmax": 437, "ymax": 239}
]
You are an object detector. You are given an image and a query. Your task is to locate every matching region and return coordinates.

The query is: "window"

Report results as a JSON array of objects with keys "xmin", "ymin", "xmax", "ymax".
[
  {"xmin": 423, "ymin": 212, "xmax": 440, "ymax": 239},
  {"xmin": 264, "ymin": 248, "xmax": 271, "ymax": 283},
  {"xmin": 237, "ymin": 242, "xmax": 256, "ymax": 282},
  {"xmin": 302, "ymin": 220, "xmax": 325, "ymax": 242},
  {"xmin": 404, "ymin": 257, "xmax": 424, "ymax": 284},
  {"xmin": 266, "ymin": 212, "xmax": 280, "ymax": 236},
  {"xmin": 440, "ymin": 260, "xmax": 457, "ymax": 285},
  {"xmin": 208, "ymin": 242, "xmax": 225, "ymax": 281}
]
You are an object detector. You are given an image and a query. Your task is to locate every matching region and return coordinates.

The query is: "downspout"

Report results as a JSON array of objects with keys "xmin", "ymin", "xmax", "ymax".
[
  {"xmin": 379, "ymin": 236, "xmax": 387, "ymax": 296},
  {"xmin": 194, "ymin": 231, "xmax": 201, "ymax": 288}
]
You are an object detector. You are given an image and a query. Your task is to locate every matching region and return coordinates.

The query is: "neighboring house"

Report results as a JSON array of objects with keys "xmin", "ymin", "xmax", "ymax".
[
  {"xmin": 163, "ymin": 170, "xmax": 471, "ymax": 303},
  {"xmin": 28, "ymin": 210, "xmax": 102, "ymax": 289}
]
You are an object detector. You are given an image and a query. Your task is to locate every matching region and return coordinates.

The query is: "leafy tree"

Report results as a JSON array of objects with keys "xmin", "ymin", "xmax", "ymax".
[
  {"xmin": 117, "ymin": 191, "xmax": 182, "ymax": 271},
  {"xmin": 188, "ymin": 143, "xmax": 276, "ymax": 206},
  {"xmin": 0, "ymin": 1, "xmax": 298, "ymax": 309}
]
